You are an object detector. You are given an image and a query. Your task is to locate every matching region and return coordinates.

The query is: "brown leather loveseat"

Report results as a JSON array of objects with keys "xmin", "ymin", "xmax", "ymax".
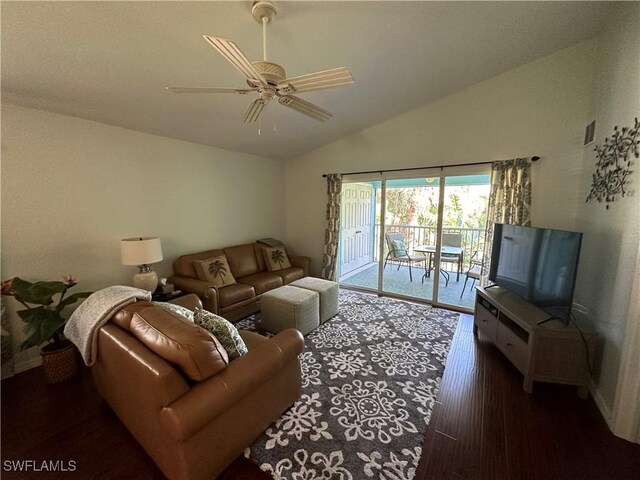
[
  {"xmin": 91, "ymin": 294, "xmax": 304, "ymax": 480},
  {"xmin": 169, "ymin": 242, "xmax": 310, "ymax": 322}
]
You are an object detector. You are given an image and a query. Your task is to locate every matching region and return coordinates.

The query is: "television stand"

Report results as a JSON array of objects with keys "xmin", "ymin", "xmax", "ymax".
[
  {"xmin": 474, "ymin": 286, "xmax": 596, "ymax": 397},
  {"xmin": 536, "ymin": 316, "xmax": 554, "ymax": 326}
]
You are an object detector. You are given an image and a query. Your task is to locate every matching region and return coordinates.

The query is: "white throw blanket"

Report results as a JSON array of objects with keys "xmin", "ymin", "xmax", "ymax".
[{"xmin": 64, "ymin": 285, "xmax": 151, "ymax": 365}]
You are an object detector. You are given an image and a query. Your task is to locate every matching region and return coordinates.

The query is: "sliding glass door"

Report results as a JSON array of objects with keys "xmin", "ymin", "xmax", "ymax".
[
  {"xmin": 337, "ymin": 172, "xmax": 490, "ymax": 312},
  {"xmin": 434, "ymin": 175, "xmax": 490, "ymax": 309},
  {"xmin": 381, "ymin": 177, "xmax": 440, "ymax": 302}
]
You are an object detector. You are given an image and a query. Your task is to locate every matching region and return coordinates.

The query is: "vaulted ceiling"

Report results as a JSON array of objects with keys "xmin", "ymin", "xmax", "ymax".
[{"xmin": 1, "ymin": 1, "xmax": 615, "ymax": 160}]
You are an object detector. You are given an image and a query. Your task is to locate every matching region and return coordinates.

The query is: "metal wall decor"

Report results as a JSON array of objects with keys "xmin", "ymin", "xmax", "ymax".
[{"xmin": 586, "ymin": 118, "xmax": 639, "ymax": 209}]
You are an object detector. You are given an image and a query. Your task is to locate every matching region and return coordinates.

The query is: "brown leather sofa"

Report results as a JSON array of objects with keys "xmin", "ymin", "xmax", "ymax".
[
  {"xmin": 91, "ymin": 294, "xmax": 304, "ymax": 480},
  {"xmin": 169, "ymin": 242, "xmax": 310, "ymax": 322}
]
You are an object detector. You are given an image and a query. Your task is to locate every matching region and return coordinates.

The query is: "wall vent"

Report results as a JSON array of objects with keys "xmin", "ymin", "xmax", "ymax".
[{"xmin": 584, "ymin": 120, "xmax": 596, "ymax": 146}]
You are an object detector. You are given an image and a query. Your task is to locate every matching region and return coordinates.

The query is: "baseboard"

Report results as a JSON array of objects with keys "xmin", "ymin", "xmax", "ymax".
[
  {"xmin": 1, "ymin": 365, "xmax": 15, "ymax": 380},
  {"xmin": 13, "ymin": 356, "xmax": 43, "ymax": 376},
  {"xmin": 590, "ymin": 381, "xmax": 613, "ymax": 429}
]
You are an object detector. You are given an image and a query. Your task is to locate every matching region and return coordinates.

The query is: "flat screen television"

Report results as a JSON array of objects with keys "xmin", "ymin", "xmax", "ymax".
[{"xmin": 488, "ymin": 223, "xmax": 582, "ymax": 324}]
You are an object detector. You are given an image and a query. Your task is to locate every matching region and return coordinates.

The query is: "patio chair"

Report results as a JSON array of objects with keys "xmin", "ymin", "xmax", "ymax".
[
  {"xmin": 383, "ymin": 232, "xmax": 426, "ymax": 282},
  {"xmin": 441, "ymin": 233, "xmax": 463, "ymax": 280},
  {"xmin": 460, "ymin": 251, "xmax": 482, "ymax": 297}
]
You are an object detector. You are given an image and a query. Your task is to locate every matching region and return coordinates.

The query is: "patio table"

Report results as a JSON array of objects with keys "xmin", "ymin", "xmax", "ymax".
[{"xmin": 414, "ymin": 245, "xmax": 464, "ymax": 287}]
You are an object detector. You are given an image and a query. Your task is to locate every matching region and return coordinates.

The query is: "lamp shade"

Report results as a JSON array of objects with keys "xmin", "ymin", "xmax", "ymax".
[{"xmin": 121, "ymin": 237, "xmax": 163, "ymax": 266}]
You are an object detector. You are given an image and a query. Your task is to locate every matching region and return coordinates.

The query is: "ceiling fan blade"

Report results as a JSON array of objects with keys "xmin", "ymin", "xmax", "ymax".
[
  {"xmin": 243, "ymin": 99, "xmax": 268, "ymax": 123},
  {"xmin": 278, "ymin": 95, "xmax": 333, "ymax": 121},
  {"xmin": 166, "ymin": 87, "xmax": 256, "ymax": 94},
  {"xmin": 203, "ymin": 36, "xmax": 267, "ymax": 87},
  {"xmin": 276, "ymin": 67, "xmax": 354, "ymax": 94}
]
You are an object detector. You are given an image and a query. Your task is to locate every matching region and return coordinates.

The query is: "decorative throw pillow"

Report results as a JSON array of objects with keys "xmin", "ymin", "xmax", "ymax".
[
  {"xmin": 193, "ymin": 308, "xmax": 248, "ymax": 360},
  {"xmin": 193, "ymin": 255, "xmax": 237, "ymax": 287},
  {"xmin": 391, "ymin": 239, "xmax": 408, "ymax": 255},
  {"xmin": 263, "ymin": 246, "xmax": 292, "ymax": 272},
  {"xmin": 154, "ymin": 301, "xmax": 194, "ymax": 322}
]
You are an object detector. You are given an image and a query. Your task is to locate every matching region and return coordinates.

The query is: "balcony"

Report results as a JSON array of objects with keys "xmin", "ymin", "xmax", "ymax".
[
  {"xmin": 339, "ymin": 225, "xmax": 485, "ymax": 310},
  {"xmin": 372, "ymin": 224, "xmax": 485, "ymax": 261}
]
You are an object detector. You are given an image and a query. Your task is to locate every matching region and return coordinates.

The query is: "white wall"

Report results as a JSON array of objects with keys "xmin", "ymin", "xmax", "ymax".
[
  {"xmin": 574, "ymin": 2, "xmax": 640, "ymax": 425},
  {"xmin": 1, "ymin": 103, "xmax": 286, "ymax": 371},
  {"xmin": 284, "ymin": 4, "xmax": 639, "ymax": 432},
  {"xmin": 285, "ymin": 40, "xmax": 596, "ymax": 274}
]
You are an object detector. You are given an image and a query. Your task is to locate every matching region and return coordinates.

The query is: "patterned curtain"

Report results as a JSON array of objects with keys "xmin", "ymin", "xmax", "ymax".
[
  {"xmin": 321, "ymin": 174, "xmax": 343, "ymax": 281},
  {"xmin": 482, "ymin": 158, "xmax": 532, "ymax": 282}
]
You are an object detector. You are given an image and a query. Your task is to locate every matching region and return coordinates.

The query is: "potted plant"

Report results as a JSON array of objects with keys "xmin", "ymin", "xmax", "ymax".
[{"xmin": 1, "ymin": 275, "xmax": 92, "ymax": 383}]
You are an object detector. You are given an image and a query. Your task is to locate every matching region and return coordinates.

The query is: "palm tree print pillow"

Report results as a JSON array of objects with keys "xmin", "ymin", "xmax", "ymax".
[
  {"xmin": 193, "ymin": 255, "xmax": 237, "ymax": 287},
  {"xmin": 263, "ymin": 246, "xmax": 292, "ymax": 272}
]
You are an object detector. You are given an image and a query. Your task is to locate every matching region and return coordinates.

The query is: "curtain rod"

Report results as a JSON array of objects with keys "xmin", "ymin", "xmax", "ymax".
[{"xmin": 321, "ymin": 156, "xmax": 540, "ymax": 178}]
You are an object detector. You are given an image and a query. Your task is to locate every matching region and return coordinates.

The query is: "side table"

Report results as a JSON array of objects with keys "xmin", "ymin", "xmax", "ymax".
[{"xmin": 151, "ymin": 290, "xmax": 185, "ymax": 302}]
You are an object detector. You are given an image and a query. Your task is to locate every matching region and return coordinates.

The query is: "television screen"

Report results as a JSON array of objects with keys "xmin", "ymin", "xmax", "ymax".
[{"xmin": 488, "ymin": 224, "xmax": 582, "ymax": 323}]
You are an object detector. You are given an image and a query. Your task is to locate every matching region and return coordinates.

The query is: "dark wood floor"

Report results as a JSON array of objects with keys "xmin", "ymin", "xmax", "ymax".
[
  {"xmin": 2, "ymin": 313, "xmax": 639, "ymax": 480},
  {"xmin": 416, "ymin": 314, "xmax": 640, "ymax": 480}
]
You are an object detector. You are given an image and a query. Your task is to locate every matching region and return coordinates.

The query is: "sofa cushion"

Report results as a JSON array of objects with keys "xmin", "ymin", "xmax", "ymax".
[
  {"xmin": 111, "ymin": 300, "xmax": 154, "ymax": 331},
  {"xmin": 218, "ymin": 283, "xmax": 256, "ymax": 308},
  {"xmin": 262, "ymin": 246, "xmax": 292, "ymax": 272},
  {"xmin": 254, "ymin": 244, "xmax": 267, "ymax": 272},
  {"xmin": 193, "ymin": 255, "xmax": 237, "ymax": 287},
  {"xmin": 173, "ymin": 248, "xmax": 224, "ymax": 278},
  {"xmin": 194, "ymin": 308, "xmax": 248, "ymax": 360},
  {"xmin": 239, "ymin": 272, "xmax": 283, "ymax": 295},
  {"xmin": 273, "ymin": 266, "xmax": 305, "ymax": 284},
  {"xmin": 224, "ymin": 244, "xmax": 260, "ymax": 278},
  {"xmin": 129, "ymin": 306, "xmax": 229, "ymax": 381}
]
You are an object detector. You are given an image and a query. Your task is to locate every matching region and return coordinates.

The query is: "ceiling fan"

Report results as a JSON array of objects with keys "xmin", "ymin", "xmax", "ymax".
[{"xmin": 167, "ymin": 1, "xmax": 354, "ymax": 123}]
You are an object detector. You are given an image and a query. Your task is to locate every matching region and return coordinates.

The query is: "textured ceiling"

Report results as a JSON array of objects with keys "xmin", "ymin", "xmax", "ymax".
[{"xmin": 1, "ymin": 1, "xmax": 614, "ymax": 160}]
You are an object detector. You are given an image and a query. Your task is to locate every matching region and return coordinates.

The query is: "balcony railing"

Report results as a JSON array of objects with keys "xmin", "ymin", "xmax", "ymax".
[{"xmin": 374, "ymin": 224, "xmax": 486, "ymax": 263}]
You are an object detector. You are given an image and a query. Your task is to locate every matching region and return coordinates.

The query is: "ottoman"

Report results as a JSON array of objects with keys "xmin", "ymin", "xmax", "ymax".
[
  {"xmin": 290, "ymin": 277, "xmax": 339, "ymax": 324},
  {"xmin": 260, "ymin": 285, "xmax": 320, "ymax": 335}
]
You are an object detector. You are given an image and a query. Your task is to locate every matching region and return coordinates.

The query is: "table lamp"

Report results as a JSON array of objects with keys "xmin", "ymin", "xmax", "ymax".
[{"xmin": 120, "ymin": 237, "xmax": 163, "ymax": 292}]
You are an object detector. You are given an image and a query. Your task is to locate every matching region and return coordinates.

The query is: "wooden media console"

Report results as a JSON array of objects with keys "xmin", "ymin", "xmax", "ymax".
[{"xmin": 474, "ymin": 285, "xmax": 596, "ymax": 398}]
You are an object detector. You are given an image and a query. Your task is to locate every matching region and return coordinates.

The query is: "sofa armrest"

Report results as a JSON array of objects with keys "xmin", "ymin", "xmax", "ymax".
[
  {"xmin": 92, "ymin": 324, "xmax": 190, "ymax": 409},
  {"xmin": 290, "ymin": 256, "xmax": 311, "ymax": 277},
  {"xmin": 238, "ymin": 330, "xmax": 269, "ymax": 350},
  {"xmin": 159, "ymin": 328, "xmax": 304, "ymax": 441},
  {"xmin": 168, "ymin": 275, "xmax": 220, "ymax": 314},
  {"xmin": 168, "ymin": 293, "xmax": 202, "ymax": 311}
]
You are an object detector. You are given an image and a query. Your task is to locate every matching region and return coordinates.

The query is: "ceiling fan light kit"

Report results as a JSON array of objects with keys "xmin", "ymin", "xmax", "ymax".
[{"xmin": 167, "ymin": 0, "xmax": 354, "ymax": 124}]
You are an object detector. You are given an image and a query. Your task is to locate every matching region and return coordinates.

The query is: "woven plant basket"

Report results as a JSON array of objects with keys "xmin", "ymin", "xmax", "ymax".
[{"xmin": 41, "ymin": 340, "xmax": 79, "ymax": 384}]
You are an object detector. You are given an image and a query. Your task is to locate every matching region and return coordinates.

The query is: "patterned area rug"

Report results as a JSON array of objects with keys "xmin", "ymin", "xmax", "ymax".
[{"xmin": 236, "ymin": 290, "xmax": 459, "ymax": 480}]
